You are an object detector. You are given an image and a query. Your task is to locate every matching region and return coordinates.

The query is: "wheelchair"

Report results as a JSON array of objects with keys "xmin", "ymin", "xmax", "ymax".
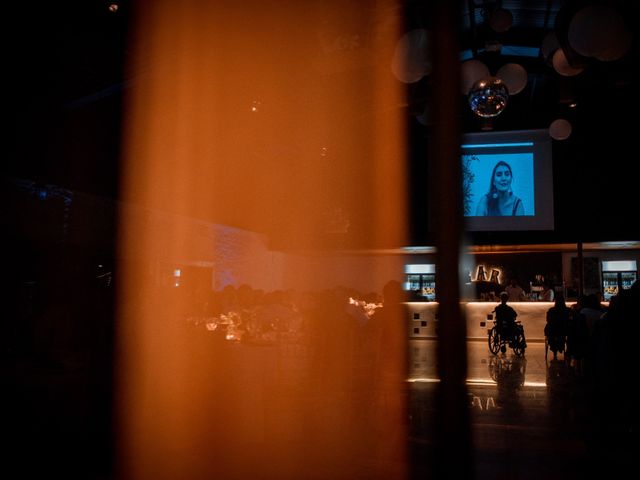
[{"xmin": 487, "ymin": 317, "xmax": 527, "ymax": 357}]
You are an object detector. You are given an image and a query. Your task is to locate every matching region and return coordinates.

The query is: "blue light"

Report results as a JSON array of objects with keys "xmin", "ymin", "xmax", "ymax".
[
  {"xmin": 460, "ymin": 46, "xmax": 541, "ymax": 60},
  {"xmin": 461, "ymin": 142, "xmax": 533, "ymax": 149}
]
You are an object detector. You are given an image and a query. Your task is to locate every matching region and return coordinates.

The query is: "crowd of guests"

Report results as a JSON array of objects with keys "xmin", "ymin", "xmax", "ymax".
[
  {"xmin": 543, "ymin": 281, "xmax": 639, "ymax": 465},
  {"xmin": 181, "ymin": 283, "xmax": 387, "ymax": 346},
  {"xmin": 543, "ymin": 282, "xmax": 639, "ymax": 372}
]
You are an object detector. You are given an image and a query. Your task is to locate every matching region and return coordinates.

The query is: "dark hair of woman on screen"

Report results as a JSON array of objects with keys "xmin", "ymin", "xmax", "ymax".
[{"xmin": 475, "ymin": 160, "xmax": 525, "ymax": 216}]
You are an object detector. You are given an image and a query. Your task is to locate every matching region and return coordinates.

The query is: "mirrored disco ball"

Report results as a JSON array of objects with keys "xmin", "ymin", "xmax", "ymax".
[{"xmin": 468, "ymin": 76, "xmax": 509, "ymax": 117}]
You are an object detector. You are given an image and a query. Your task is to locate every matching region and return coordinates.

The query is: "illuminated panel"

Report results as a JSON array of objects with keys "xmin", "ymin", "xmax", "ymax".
[
  {"xmin": 602, "ymin": 260, "xmax": 637, "ymax": 271},
  {"xmin": 405, "ymin": 264, "xmax": 436, "ymax": 274},
  {"xmin": 459, "ymin": 129, "xmax": 554, "ymax": 232}
]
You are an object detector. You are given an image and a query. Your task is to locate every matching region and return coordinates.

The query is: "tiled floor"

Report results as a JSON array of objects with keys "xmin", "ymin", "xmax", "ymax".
[
  {"xmin": 408, "ymin": 339, "xmax": 633, "ymax": 479},
  {"xmin": 3, "ymin": 337, "xmax": 633, "ymax": 479}
]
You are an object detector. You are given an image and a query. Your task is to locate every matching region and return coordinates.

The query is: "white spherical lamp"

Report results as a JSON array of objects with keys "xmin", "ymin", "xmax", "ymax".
[
  {"xmin": 391, "ymin": 29, "xmax": 431, "ymax": 83},
  {"xmin": 461, "ymin": 59, "xmax": 490, "ymax": 95},
  {"xmin": 549, "ymin": 119, "xmax": 572, "ymax": 140},
  {"xmin": 496, "ymin": 63, "xmax": 528, "ymax": 95}
]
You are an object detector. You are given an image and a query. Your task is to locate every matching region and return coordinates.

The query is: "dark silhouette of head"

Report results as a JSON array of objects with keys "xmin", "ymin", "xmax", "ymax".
[
  {"xmin": 500, "ymin": 291, "xmax": 509, "ymax": 304},
  {"xmin": 382, "ymin": 280, "xmax": 405, "ymax": 305}
]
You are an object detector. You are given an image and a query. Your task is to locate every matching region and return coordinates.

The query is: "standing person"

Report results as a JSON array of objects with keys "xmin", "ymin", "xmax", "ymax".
[
  {"xmin": 367, "ymin": 281, "xmax": 409, "ymax": 383},
  {"xmin": 366, "ymin": 280, "xmax": 409, "ymax": 466},
  {"xmin": 475, "ymin": 160, "xmax": 525, "ymax": 216},
  {"xmin": 541, "ymin": 283, "xmax": 555, "ymax": 302},
  {"xmin": 545, "ymin": 294, "xmax": 569, "ymax": 359},
  {"xmin": 566, "ymin": 296, "xmax": 589, "ymax": 373},
  {"xmin": 505, "ymin": 279, "xmax": 526, "ymax": 302}
]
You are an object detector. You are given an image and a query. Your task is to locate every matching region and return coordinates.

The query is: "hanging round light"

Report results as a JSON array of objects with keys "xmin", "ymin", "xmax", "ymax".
[
  {"xmin": 549, "ymin": 119, "xmax": 572, "ymax": 140},
  {"xmin": 552, "ymin": 48, "xmax": 584, "ymax": 77},
  {"xmin": 488, "ymin": 8, "xmax": 513, "ymax": 33},
  {"xmin": 391, "ymin": 29, "xmax": 431, "ymax": 83},
  {"xmin": 568, "ymin": 5, "xmax": 632, "ymax": 61},
  {"xmin": 496, "ymin": 63, "xmax": 528, "ymax": 95},
  {"xmin": 461, "ymin": 59, "xmax": 490, "ymax": 95},
  {"xmin": 468, "ymin": 76, "xmax": 509, "ymax": 118}
]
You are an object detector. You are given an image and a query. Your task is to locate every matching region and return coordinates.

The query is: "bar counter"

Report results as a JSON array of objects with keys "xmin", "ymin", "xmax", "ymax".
[{"xmin": 406, "ymin": 301, "xmax": 580, "ymax": 342}]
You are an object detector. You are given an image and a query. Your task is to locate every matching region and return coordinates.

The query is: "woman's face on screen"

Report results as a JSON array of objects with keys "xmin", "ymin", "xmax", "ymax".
[{"xmin": 493, "ymin": 165, "xmax": 512, "ymax": 192}]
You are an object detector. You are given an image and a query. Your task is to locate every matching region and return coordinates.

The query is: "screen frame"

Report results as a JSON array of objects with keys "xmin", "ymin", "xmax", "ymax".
[{"xmin": 461, "ymin": 129, "xmax": 554, "ymax": 232}]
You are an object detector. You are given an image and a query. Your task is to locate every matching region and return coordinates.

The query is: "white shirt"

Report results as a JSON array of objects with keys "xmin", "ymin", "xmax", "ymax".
[
  {"xmin": 505, "ymin": 284, "xmax": 525, "ymax": 302},
  {"xmin": 542, "ymin": 288, "xmax": 555, "ymax": 302}
]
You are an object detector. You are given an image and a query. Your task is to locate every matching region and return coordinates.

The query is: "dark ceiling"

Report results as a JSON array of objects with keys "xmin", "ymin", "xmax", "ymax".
[
  {"xmin": 4, "ymin": 0, "xmax": 639, "ymax": 249},
  {"xmin": 398, "ymin": 0, "xmax": 637, "ymax": 133},
  {"xmin": 406, "ymin": 0, "xmax": 639, "ymax": 246}
]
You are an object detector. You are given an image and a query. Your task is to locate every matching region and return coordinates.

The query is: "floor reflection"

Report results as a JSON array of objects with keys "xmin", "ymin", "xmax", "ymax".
[
  {"xmin": 408, "ymin": 340, "xmax": 592, "ymax": 479},
  {"xmin": 409, "ymin": 339, "xmax": 547, "ymax": 386},
  {"xmin": 488, "ymin": 353, "xmax": 527, "ymax": 386}
]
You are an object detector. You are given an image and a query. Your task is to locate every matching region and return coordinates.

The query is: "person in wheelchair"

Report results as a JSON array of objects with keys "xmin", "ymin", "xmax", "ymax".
[
  {"xmin": 488, "ymin": 292, "xmax": 527, "ymax": 356},
  {"xmin": 495, "ymin": 292, "xmax": 520, "ymax": 345}
]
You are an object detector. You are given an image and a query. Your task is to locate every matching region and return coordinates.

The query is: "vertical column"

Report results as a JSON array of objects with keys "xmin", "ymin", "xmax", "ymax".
[
  {"xmin": 429, "ymin": 1, "xmax": 472, "ymax": 478},
  {"xmin": 577, "ymin": 241, "xmax": 584, "ymax": 297}
]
